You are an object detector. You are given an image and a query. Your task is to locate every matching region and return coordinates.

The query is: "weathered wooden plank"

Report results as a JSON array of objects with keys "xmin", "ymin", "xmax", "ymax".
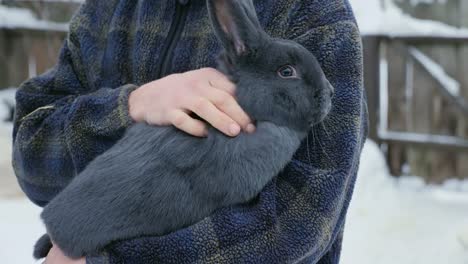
[
  {"xmin": 0, "ymin": 31, "xmax": 8, "ymax": 88},
  {"xmin": 406, "ymin": 44, "xmax": 437, "ymax": 180},
  {"xmin": 0, "ymin": 29, "xmax": 66, "ymax": 89},
  {"xmin": 384, "ymin": 36, "xmax": 468, "ymax": 45},
  {"xmin": 379, "ymin": 131, "xmax": 468, "ymax": 151},
  {"xmin": 428, "ymin": 44, "xmax": 459, "ymax": 182},
  {"xmin": 386, "ymin": 40, "xmax": 409, "ymax": 176},
  {"xmin": 456, "ymin": 0, "xmax": 468, "ymax": 179},
  {"xmin": 0, "ymin": 30, "xmax": 29, "ymax": 88},
  {"xmin": 362, "ymin": 37, "xmax": 381, "ymax": 141}
]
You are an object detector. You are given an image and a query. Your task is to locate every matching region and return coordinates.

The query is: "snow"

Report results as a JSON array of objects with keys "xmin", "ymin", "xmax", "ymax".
[
  {"xmin": 0, "ymin": 88, "xmax": 23, "ymax": 199},
  {"xmin": 379, "ymin": 46, "xmax": 389, "ymax": 132},
  {"xmin": 0, "ymin": 88, "xmax": 43, "ymax": 262},
  {"xmin": 409, "ymin": 47, "xmax": 461, "ymax": 96},
  {"xmin": 0, "ymin": 88, "xmax": 16, "ymax": 122},
  {"xmin": 0, "ymin": 4, "xmax": 68, "ymax": 31},
  {"xmin": 0, "ymin": 97, "xmax": 43, "ymax": 263},
  {"xmin": 349, "ymin": 0, "xmax": 468, "ymax": 37},
  {"xmin": 0, "ymin": 200, "xmax": 44, "ymax": 264},
  {"xmin": 341, "ymin": 140, "xmax": 468, "ymax": 264},
  {"xmin": 0, "ymin": 139, "xmax": 467, "ymax": 263}
]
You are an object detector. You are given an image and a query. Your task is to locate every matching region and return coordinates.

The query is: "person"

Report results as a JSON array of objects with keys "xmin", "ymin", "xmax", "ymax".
[{"xmin": 12, "ymin": 0, "xmax": 368, "ymax": 263}]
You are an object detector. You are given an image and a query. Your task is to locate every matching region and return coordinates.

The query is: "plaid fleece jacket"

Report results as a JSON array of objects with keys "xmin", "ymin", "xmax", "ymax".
[{"xmin": 12, "ymin": 0, "xmax": 368, "ymax": 263}]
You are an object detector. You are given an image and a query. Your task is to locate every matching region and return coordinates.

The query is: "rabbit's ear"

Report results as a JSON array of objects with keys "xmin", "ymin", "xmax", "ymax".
[{"xmin": 207, "ymin": 0, "xmax": 266, "ymax": 57}]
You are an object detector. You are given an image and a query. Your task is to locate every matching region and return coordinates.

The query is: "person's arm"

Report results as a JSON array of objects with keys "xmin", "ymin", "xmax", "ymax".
[
  {"xmin": 12, "ymin": 37, "xmax": 138, "ymax": 207},
  {"xmin": 86, "ymin": 1, "xmax": 368, "ymax": 263}
]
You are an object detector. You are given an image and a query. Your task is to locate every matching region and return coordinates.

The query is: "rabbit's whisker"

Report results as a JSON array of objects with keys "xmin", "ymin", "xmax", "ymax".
[
  {"xmin": 320, "ymin": 121, "xmax": 332, "ymax": 142},
  {"xmin": 310, "ymin": 128, "xmax": 316, "ymax": 147},
  {"xmin": 306, "ymin": 134, "xmax": 312, "ymax": 168}
]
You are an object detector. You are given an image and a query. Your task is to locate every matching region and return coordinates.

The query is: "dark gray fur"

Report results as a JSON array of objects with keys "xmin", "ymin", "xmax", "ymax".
[{"xmin": 34, "ymin": 0, "xmax": 333, "ymax": 259}]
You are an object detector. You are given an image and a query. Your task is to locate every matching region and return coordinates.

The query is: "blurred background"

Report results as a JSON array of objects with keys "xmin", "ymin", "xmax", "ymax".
[{"xmin": 0, "ymin": 0, "xmax": 467, "ymax": 263}]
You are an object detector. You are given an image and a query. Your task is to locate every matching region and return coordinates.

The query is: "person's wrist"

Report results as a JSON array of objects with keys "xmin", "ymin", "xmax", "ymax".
[{"xmin": 128, "ymin": 87, "xmax": 145, "ymax": 123}]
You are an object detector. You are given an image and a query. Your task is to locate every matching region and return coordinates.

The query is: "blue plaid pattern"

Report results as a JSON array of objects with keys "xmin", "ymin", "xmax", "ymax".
[{"xmin": 12, "ymin": 0, "xmax": 367, "ymax": 263}]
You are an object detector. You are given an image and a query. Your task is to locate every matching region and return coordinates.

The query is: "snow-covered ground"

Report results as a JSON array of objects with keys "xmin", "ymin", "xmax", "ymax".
[
  {"xmin": 0, "ymin": 89, "xmax": 44, "ymax": 264},
  {"xmin": 0, "ymin": 89, "xmax": 22, "ymax": 199},
  {"xmin": 341, "ymin": 141, "xmax": 468, "ymax": 264},
  {"xmin": 0, "ymin": 200, "xmax": 43, "ymax": 264},
  {"xmin": 0, "ymin": 88, "xmax": 15, "ymax": 122}
]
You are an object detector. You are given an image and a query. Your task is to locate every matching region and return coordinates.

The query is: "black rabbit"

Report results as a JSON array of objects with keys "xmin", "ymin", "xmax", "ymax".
[{"xmin": 34, "ymin": 0, "xmax": 334, "ymax": 259}]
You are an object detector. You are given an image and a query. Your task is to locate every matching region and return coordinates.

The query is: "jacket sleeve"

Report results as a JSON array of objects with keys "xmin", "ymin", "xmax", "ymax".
[
  {"xmin": 12, "ymin": 33, "xmax": 138, "ymax": 207},
  {"xmin": 87, "ymin": 1, "xmax": 368, "ymax": 263}
]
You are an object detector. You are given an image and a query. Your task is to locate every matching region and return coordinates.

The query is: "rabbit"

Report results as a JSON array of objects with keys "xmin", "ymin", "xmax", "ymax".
[{"xmin": 34, "ymin": 0, "xmax": 334, "ymax": 259}]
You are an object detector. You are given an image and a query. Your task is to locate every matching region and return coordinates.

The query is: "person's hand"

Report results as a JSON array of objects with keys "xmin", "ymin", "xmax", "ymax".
[
  {"xmin": 44, "ymin": 244, "xmax": 85, "ymax": 264},
  {"xmin": 128, "ymin": 67, "xmax": 255, "ymax": 137}
]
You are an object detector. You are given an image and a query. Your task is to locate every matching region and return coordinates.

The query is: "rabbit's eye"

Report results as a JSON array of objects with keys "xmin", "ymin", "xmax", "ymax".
[{"xmin": 277, "ymin": 65, "xmax": 297, "ymax": 79}]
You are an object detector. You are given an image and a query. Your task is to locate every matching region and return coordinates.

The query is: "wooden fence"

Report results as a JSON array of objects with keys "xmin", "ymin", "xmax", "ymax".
[
  {"xmin": 0, "ymin": 28, "xmax": 66, "ymax": 88},
  {"xmin": 0, "ymin": 0, "xmax": 78, "ymax": 87},
  {"xmin": 363, "ymin": 1, "xmax": 468, "ymax": 182},
  {"xmin": 364, "ymin": 35, "xmax": 468, "ymax": 182}
]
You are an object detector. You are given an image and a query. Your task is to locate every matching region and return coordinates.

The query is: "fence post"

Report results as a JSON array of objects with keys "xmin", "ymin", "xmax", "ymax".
[{"xmin": 362, "ymin": 36, "xmax": 381, "ymax": 142}]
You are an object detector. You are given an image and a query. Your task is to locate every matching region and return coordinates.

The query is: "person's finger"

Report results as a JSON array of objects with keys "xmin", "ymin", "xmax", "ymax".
[
  {"xmin": 208, "ymin": 77, "xmax": 236, "ymax": 96},
  {"xmin": 199, "ymin": 86, "xmax": 253, "ymax": 131},
  {"xmin": 188, "ymin": 97, "xmax": 240, "ymax": 137},
  {"xmin": 168, "ymin": 110, "xmax": 208, "ymax": 137},
  {"xmin": 199, "ymin": 68, "xmax": 236, "ymax": 95}
]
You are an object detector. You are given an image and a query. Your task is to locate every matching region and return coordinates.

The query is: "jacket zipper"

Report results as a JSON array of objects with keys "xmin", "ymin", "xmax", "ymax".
[{"xmin": 156, "ymin": 1, "xmax": 190, "ymax": 78}]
